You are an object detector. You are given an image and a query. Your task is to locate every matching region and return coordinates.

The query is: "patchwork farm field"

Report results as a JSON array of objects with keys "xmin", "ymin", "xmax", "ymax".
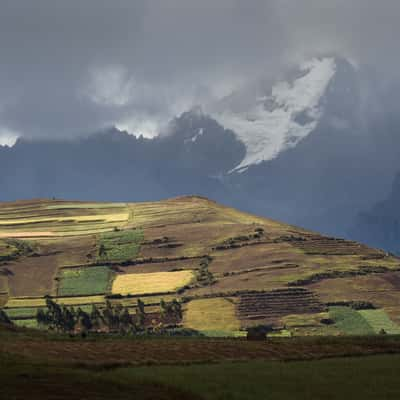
[
  {"xmin": 358, "ymin": 309, "xmax": 400, "ymax": 334},
  {"xmin": 183, "ymin": 297, "xmax": 241, "ymax": 336},
  {"xmin": 97, "ymin": 228, "xmax": 143, "ymax": 262},
  {"xmin": 112, "ymin": 270, "xmax": 195, "ymax": 296},
  {"xmin": 57, "ymin": 266, "xmax": 112, "ymax": 296},
  {"xmin": 5, "ymin": 295, "xmax": 105, "ymax": 308},
  {"xmin": 0, "ymin": 196, "xmax": 400, "ymax": 336}
]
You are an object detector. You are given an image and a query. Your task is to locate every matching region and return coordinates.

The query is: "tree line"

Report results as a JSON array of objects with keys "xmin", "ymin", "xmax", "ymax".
[{"xmin": 36, "ymin": 296, "xmax": 182, "ymax": 335}]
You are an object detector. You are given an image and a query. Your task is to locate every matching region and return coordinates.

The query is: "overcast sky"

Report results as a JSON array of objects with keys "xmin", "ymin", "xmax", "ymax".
[{"xmin": 0, "ymin": 0, "xmax": 399, "ymax": 144}]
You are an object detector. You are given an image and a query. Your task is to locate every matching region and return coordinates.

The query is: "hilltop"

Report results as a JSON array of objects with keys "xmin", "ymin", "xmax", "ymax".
[{"xmin": 0, "ymin": 196, "xmax": 400, "ymax": 336}]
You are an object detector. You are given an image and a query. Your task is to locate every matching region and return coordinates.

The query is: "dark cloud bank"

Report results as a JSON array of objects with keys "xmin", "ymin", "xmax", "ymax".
[{"xmin": 1, "ymin": 0, "xmax": 400, "ymax": 139}]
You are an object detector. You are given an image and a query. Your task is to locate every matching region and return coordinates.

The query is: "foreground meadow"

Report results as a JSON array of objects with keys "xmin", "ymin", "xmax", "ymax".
[{"xmin": 1, "ymin": 338, "xmax": 400, "ymax": 400}]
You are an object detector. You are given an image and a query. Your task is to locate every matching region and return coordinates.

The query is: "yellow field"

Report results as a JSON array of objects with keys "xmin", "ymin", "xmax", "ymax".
[
  {"xmin": 0, "ymin": 213, "xmax": 129, "ymax": 226},
  {"xmin": 183, "ymin": 298, "xmax": 240, "ymax": 332},
  {"xmin": 111, "ymin": 271, "xmax": 195, "ymax": 296},
  {"xmin": 0, "ymin": 200, "xmax": 132, "ymax": 238},
  {"xmin": 5, "ymin": 295, "xmax": 105, "ymax": 308},
  {"xmin": 45, "ymin": 203, "xmax": 127, "ymax": 210},
  {"xmin": 127, "ymin": 196, "xmax": 273, "ymax": 228}
]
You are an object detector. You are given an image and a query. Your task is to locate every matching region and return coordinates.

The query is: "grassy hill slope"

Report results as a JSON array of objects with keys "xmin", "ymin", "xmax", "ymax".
[{"xmin": 0, "ymin": 196, "xmax": 399, "ymax": 336}]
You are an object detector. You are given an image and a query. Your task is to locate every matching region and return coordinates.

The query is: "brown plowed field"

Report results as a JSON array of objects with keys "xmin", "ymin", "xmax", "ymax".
[{"xmin": 237, "ymin": 289, "xmax": 325, "ymax": 323}]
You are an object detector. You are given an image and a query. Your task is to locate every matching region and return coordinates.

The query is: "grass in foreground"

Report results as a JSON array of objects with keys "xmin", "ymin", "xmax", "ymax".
[
  {"xmin": 0, "ymin": 353, "xmax": 197, "ymax": 400},
  {"xmin": 111, "ymin": 355, "xmax": 400, "ymax": 400},
  {"xmin": 1, "ymin": 347, "xmax": 400, "ymax": 400}
]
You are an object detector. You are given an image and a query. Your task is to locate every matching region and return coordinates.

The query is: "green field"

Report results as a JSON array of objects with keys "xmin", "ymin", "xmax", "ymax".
[
  {"xmin": 359, "ymin": 309, "xmax": 400, "ymax": 335},
  {"xmin": 4, "ymin": 307, "xmax": 45, "ymax": 319},
  {"xmin": 5, "ymin": 304, "xmax": 95, "ymax": 322},
  {"xmin": 57, "ymin": 266, "xmax": 112, "ymax": 296},
  {"xmin": 12, "ymin": 318, "xmax": 39, "ymax": 328},
  {"xmin": 96, "ymin": 228, "xmax": 143, "ymax": 262},
  {"xmin": 329, "ymin": 306, "xmax": 375, "ymax": 335},
  {"xmin": 329, "ymin": 306, "xmax": 400, "ymax": 336}
]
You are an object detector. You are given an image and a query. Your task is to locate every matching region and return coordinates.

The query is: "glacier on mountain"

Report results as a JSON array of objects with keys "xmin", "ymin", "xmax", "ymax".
[{"xmin": 210, "ymin": 58, "xmax": 337, "ymax": 172}]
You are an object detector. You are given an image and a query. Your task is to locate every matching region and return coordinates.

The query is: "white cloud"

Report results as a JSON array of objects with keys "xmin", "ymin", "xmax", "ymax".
[
  {"xmin": 83, "ymin": 64, "xmax": 136, "ymax": 107},
  {"xmin": 115, "ymin": 115, "xmax": 163, "ymax": 138},
  {"xmin": 0, "ymin": 128, "xmax": 19, "ymax": 147}
]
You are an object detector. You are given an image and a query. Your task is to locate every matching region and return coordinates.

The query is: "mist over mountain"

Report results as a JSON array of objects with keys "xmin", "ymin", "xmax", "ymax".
[{"xmin": 2, "ymin": 55, "xmax": 400, "ymax": 253}]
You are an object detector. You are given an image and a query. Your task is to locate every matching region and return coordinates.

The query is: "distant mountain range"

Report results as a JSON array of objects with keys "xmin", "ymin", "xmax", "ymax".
[{"xmin": 1, "ymin": 56, "xmax": 400, "ymax": 253}]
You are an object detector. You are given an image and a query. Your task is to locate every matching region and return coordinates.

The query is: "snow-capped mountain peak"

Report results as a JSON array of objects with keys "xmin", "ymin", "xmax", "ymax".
[{"xmin": 210, "ymin": 57, "xmax": 337, "ymax": 172}]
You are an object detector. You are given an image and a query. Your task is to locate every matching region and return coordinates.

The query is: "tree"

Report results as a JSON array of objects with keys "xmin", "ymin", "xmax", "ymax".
[
  {"xmin": 61, "ymin": 306, "xmax": 75, "ymax": 333},
  {"xmin": 246, "ymin": 325, "xmax": 273, "ymax": 341},
  {"xmin": 120, "ymin": 308, "xmax": 131, "ymax": 333},
  {"xmin": 171, "ymin": 299, "xmax": 182, "ymax": 319},
  {"xmin": 160, "ymin": 299, "xmax": 167, "ymax": 319},
  {"xmin": 90, "ymin": 304, "xmax": 103, "ymax": 331},
  {"xmin": 0, "ymin": 309, "xmax": 11, "ymax": 325},
  {"xmin": 45, "ymin": 297, "xmax": 64, "ymax": 332},
  {"xmin": 136, "ymin": 299, "xmax": 146, "ymax": 329},
  {"xmin": 98, "ymin": 244, "xmax": 107, "ymax": 258},
  {"xmin": 102, "ymin": 301, "xmax": 114, "ymax": 330},
  {"xmin": 36, "ymin": 308, "xmax": 47, "ymax": 327},
  {"xmin": 76, "ymin": 308, "xmax": 92, "ymax": 333}
]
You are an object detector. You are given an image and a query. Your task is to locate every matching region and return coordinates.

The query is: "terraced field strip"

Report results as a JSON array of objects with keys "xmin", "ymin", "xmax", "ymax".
[
  {"xmin": 282, "ymin": 312, "xmax": 330, "ymax": 328},
  {"xmin": 237, "ymin": 289, "xmax": 325, "ymax": 321},
  {"xmin": 57, "ymin": 266, "xmax": 112, "ymax": 296},
  {"xmin": 5, "ymin": 295, "xmax": 105, "ymax": 308},
  {"xmin": 109, "ymin": 294, "xmax": 178, "ymax": 307},
  {"xmin": 0, "ymin": 239, "xmax": 19, "ymax": 259},
  {"xmin": 183, "ymin": 297, "xmax": 241, "ymax": 336},
  {"xmin": 5, "ymin": 303, "xmax": 98, "ymax": 323},
  {"xmin": 111, "ymin": 270, "xmax": 195, "ymax": 296},
  {"xmin": 133, "ymin": 203, "xmax": 215, "ymax": 227},
  {"xmin": 0, "ymin": 213, "xmax": 129, "ymax": 226},
  {"xmin": 129, "ymin": 198, "xmax": 231, "ymax": 228},
  {"xmin": 329, "ymin": 306, "xmax": 375, "ymax": 335},
  {"xmin": 0, "ymin": 201, "xmax": 131, "ymax": 237},
  {"xmin": 291, "ymin": 235, "xmax": 384, "ymax": 256},
  {"xmin": 13, "ymin": 319, "xmax": 39, "ymax": 328},
  {"xmin": 280, "ymin": 312, "xmax": 342, "ymax": 336},
  {"xmin": 45, "ymin": 203, "xmax": 127, "ymax": 210},
  {"xmin": 4, "ymin": 297, "xmax": 101, "ymax": 326},
  {"xmin": 0, "ymin": 294, "xmax": 7, "ymax": 308},
  {"xmin": 5, "ymin": 307, "xmax": 45, "ymax": 319},
  {"xmin": 358, "ymin": 310, "xmax": 400, "ymax": 334}
]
